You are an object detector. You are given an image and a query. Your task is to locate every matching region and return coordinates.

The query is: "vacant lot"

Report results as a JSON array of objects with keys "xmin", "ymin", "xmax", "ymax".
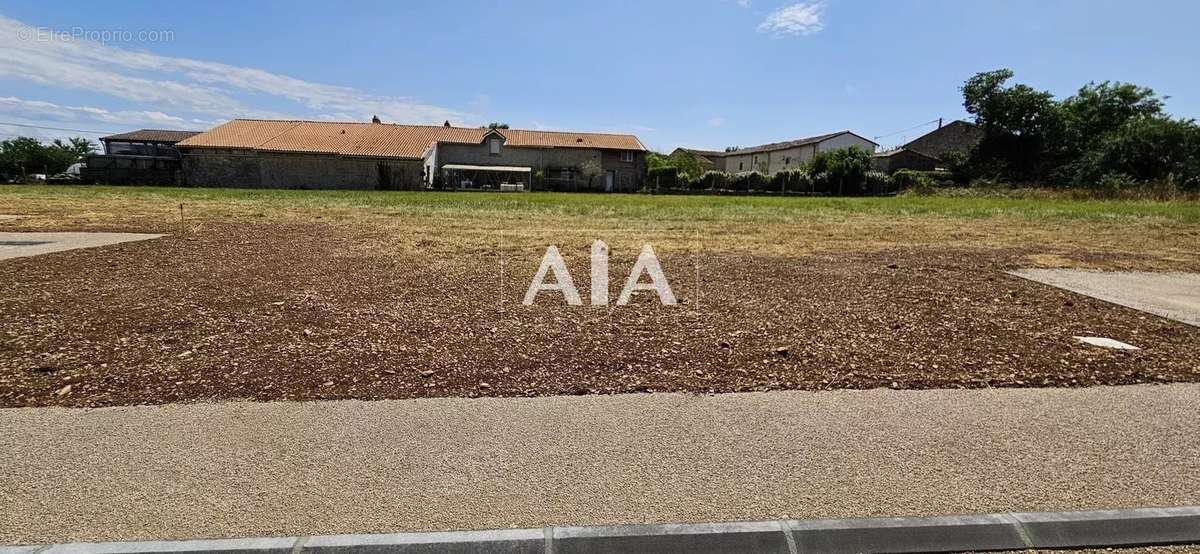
[{"xmin": 1, "ymin": 185, "xmax": 1199, "ymax": 407}]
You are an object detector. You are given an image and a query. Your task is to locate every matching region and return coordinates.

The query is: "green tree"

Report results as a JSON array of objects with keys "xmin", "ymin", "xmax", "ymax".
[
  {"xmin": 0, "ymin": 136, "xmax": 93, "ymax": 178},
  {"xmin": 486, "ymin": 122, "xmax": 510, "ymax": 129},
  {"xmin": 1081, "ymin": 116, "xmax": 1200, "ymax": 187},
  {"xmin": 1061, "ymin": 81, "xmax": 1164, "ymax": 144},
  {"xmin": 808, "ymin": 146, "xmax": 873, "ymax": 195},
  {"xmin": 53, "ymin": 137, "xmax": 98, "ymax": 158},
  {"xmin": 667, "ymin": 150, "xmax": 704, "ymax": 181},
  {"xmin": 961, "ymin": 68, "xmax": 1061, "ymax": 181},
  {"xmin": 646, "ymin": 151, "xmax": 705, "ymax": 184}
]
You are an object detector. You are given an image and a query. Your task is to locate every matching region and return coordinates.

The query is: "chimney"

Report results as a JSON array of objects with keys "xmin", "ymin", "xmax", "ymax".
[
  {"xmin": 371, "ymin": 115, "xmax": 381, "ymax": 124},
  {"xmin": 443, "ymin": 120, "xmax": 451, "ymax": 127},
  {"xmin": 938, "ymin": 117, "xmax": 943, "ymax": 129}
]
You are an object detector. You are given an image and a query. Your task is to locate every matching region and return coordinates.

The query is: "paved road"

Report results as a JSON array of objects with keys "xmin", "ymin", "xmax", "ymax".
[{"xmin": 2, "ymin": 385, "xmax": 1199, "ymax": 545}]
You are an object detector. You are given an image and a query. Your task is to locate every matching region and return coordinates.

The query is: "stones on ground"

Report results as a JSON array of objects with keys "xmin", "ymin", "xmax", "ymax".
[
  {"xmin": 1075, "ymin": 336, "xmax": 1140, "ymax": 350},
  {"xmin": 6, "ymin": 227, "xmax": 1199, "ymax": 408},
  {"xmin": 55, "ymin": 384, "xmax": 72, "ymax": 397},
  {"xmin": 479, "ymin": 382, "xmax": 491, "ymax": 390},
  {"xmin": 774, "ymin": 346, "xmax": 790, "ymax": 358}
]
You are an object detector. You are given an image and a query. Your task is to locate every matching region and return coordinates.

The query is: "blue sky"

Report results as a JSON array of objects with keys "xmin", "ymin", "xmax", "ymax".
[{"xmin": 1, "ymin": 0, "xmax": 1198, "ymax": 152}]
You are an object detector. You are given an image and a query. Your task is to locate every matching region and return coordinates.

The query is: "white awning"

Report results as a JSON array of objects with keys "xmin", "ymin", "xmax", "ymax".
[{"xmin": 442, "ymin": 164, "xmax": 531, "ymax": 172}]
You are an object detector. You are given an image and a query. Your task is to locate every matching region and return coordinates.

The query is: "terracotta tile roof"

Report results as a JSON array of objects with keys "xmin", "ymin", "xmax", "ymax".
[
  {"xmin": 176, "ymin": 119, "xmax": 645, "ymax": 158},
  {"xmin": 177, "ymin": 120, "xmax": 299, "ymax": 150},
  {"xmin": 499, "ymin": 129, "xmax": 646, "ymax": 150},
  {"xmin": 101, "ymin": 129, "xmax": 201, "ymax": 143}
]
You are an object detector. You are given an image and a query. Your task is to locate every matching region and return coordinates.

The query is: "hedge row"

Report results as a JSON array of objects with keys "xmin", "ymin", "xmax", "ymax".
[{"xmin": 645, "ymin": 168, "xmax": 897, "ymax": 196}]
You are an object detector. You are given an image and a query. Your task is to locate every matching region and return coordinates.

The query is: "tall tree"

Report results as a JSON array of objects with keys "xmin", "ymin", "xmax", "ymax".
[
  {"xmin": 961, "ymin": 69, "xmax": 1060, "ymax": 180},
  {"xmin": 53, "ymin": 137, "xmax": 98, "ymax": 158}
]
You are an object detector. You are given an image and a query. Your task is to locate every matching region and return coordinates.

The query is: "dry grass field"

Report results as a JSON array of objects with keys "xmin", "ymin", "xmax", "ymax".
[{"xmin": 2, "ymin": 185, "xmax": 1199, "ymax": 407}]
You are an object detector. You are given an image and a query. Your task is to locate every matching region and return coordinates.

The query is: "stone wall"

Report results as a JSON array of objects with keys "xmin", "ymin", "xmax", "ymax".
[
  {"xmin": 904, "ymin": 121, "xmax": 983, "ymax": 160},
  {"xmin": 872, "ymin": 149, "xmax": 939, "ymax": 173},
  {"xmin": 82, "ymin": 154, "xmax": 182, "ymax": 185},
  {"xmin": 180, "ymin": 149, "xmax": 424, "ymax": 190}
]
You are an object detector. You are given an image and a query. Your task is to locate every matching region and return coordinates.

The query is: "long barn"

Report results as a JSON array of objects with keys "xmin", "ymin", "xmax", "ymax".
[{"xmin": 175, "ymin": 119, "xmax": 647, "ymax": 192}]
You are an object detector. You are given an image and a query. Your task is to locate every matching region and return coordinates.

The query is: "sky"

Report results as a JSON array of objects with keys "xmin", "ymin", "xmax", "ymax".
[{"xmin": 1, "ymin": 0, "xmax": 1198, "ymax": 152}]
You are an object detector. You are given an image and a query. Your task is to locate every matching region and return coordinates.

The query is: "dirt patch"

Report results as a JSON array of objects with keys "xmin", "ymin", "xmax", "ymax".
[{"xmin": 2, "ymin": 222, "xmax": 1199, "ymax": 408}]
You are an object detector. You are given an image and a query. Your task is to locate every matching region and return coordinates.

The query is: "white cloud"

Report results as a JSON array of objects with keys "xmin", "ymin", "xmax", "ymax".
[
  {"xmin": 737, "ymin": 0, "xmax": 752, "ymax": 7},
  {"xmin": 0, "ymin": 96, "xmax": 215, "ymax": 129},
  {"xmin": 0, "ymin": 15, "xmax": 468, "ymax": 125},
  {"xmin": 706, "ymin": 117, "xmax": 725, "ymax": 127},
  {"xmin": 757, "ymin": 2, "xmax": 824, "ymax": 37}
]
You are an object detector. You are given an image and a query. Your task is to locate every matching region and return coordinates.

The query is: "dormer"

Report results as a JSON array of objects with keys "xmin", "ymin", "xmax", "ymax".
[{"xmin": 483, "ymin": 128, "xmax": 507, "ymax": 155}]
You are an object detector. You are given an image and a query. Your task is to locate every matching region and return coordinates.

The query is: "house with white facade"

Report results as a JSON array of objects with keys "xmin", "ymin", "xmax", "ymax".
[{"xmin": 674, "ymin": 130, "xmax": 878, "ymax": 176}]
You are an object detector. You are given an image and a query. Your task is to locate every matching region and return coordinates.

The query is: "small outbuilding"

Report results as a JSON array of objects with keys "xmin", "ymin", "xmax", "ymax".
[
  {"xmin": 872, "ymin": 148, "xmax": 939, "ymax": 173},
  {"xmin": 81, "ymin": 129, "xmax": 200, "ymax": 185}
]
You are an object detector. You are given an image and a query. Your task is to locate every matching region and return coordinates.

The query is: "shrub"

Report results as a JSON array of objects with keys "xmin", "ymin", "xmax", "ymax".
[
  {"xmin": 915, "ymin": 170, "xmax": 954, "ymax": 185},
  {"xmin": 646, "ymin": 166, "xmax": 680, "ymax": 190},
  {"xmin": 1093, "ymin": 172, "xmax": 1138, "ymax": 198},
  {"xmin": 892, "ymin": 169, "xmax": 937, "ymax": 193},
  {"xmin": 690, "ymin": 170, "xmax": 728, "ymax": 191},
  {"xmin": 938, "ymin": 151, "xmax": 972, "ymax": 184},
  {"xmin": 727, "ymin": 171, "xmax": 767, "ymax": 191},
  {"xmin": 863, "ymin": 170, "xmax": 892, "ymax": 194},
  {"xmin": 809, "ymin": 171, "xmax": 832, "ymax": 195},
  {"xmin": 769, "ymin": 169, "xmax": 813, "ymax": 193}
]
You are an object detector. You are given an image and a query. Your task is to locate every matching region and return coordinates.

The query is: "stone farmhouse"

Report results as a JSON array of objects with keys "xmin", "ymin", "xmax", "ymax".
[
  {"xmin": 674, "ymin": 131, "xmax": 878, "ymax": 176},
  {"xmin": 175, "ymin": 119, "xmax": 647, "ymax": 191},
  {"xmin": 872, "ymin": 119, "xmax": 985, "ymax": 173}
]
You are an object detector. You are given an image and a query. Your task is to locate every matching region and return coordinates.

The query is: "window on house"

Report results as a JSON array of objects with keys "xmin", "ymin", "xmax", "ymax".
[
  {"xmin": 785, "ymin": 157, "xmax": 791, "ymax": 165},
  {"xmin": 738, "ymin": 161, "xmax": 744, "ymax": 171},
  {"xmin": 620, "ymin": 151, "xmax": 634, "ymax": 162},
  {"xmin": 489, "ymin": 138, "xmax": 501, "ymax": 155}
]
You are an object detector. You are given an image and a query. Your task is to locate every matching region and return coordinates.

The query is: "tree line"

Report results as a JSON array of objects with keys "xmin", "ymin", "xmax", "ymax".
[
  {"xmin": 955, "ymin": 68, "xmax": 1199, "ymax": 190},
  {"xmin": 650, "ymin": 69, "xmax": 1199, "ymax": 195},
  {"xmin": 0, "ymin": 137, "xmax": 97, "ymax": 180}
]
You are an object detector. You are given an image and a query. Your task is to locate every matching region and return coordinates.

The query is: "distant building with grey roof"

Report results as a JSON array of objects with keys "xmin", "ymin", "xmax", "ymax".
[{"xmin": 672, "ymin": 130, "xmax": 878, "ymax": 176}]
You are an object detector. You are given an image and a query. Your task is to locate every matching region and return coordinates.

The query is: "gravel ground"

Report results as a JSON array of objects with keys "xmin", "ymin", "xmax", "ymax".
[
  {"xmin": 1, "ymin": 384, "xmax": 1198, "ymax": 544},
  {"xmin": 1011, "ymin": 549, "xmax": 1200, "ymax": 554},
  {"xmin": 2, "ymin": 222, "xmax": 1199, "ymax": 408}
]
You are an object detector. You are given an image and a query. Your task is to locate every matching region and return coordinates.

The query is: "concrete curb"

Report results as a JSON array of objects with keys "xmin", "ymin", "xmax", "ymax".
[{"xmin": 4, "ymin": 506, "xmax": 1198, "ymax": 554}]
